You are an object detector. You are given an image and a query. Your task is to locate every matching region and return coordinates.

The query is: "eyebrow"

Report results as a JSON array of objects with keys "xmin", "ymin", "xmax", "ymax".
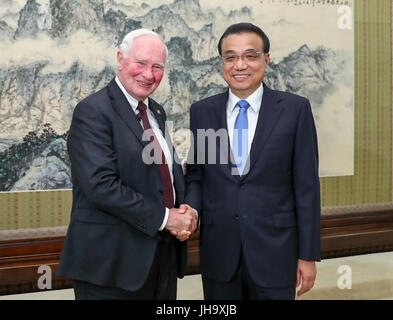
[{"xmin": 223, "ymin": 49, "xmax": 263, "ymax": 55}]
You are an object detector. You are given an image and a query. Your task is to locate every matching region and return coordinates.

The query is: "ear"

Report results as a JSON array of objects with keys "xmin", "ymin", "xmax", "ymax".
[
  {"xmin": 264, "ymin": 53, "xmax": 270, "ymax": 72},
  {"xmin": 264, "ymin": 53, "xmax": 270, "ymax": 66},
  {"xmin": 117, "ymin": 50, "xmax": 124, "ymax": 71}
]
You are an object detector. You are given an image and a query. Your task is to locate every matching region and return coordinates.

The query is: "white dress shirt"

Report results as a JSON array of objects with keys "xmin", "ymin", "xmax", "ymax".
[
  {"xmin": 115, "ymin": 77, "xmax": 173, "ymax": 230},
  {"xmin": 227, "ymin": 83, "xmax": 264, "ymax": 157}
]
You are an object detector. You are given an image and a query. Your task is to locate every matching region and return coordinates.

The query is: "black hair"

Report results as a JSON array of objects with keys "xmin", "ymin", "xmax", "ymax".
[{"xmin": 217, "ymin": 23, "xmax": 270, "ymax": 56}]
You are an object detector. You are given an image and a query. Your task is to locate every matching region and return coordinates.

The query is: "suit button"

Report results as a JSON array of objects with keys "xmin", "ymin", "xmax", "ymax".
[{"xmin": 235, "ymin": 214, "xmax": 239, "ymax": 221}]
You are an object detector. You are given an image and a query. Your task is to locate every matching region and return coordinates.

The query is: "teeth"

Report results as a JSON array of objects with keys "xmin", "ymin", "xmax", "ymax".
[{"xmin": 234, "ymin": 75, "xmax": 247, "ymax": 78}]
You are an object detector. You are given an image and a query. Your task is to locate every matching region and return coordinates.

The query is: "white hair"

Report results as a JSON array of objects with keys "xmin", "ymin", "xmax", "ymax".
[{"xmin": 119, "ymin": 29, "xmax": 168, "ymax": 59}]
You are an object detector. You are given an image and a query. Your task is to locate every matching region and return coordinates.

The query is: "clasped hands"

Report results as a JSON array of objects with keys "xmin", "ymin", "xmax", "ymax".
[{"xmin": 165, "ymin": 204, "xmax": 197, "ymax": 241}]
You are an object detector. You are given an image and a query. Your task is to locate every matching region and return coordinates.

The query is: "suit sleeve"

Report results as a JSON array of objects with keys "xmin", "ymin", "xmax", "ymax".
[
  {"xmin": 67, "ymin": 100, "xmax": 166, "ymax": 238},
  {"xmin": 292, "ymin": 99, "xmax": 321, "ymax": 261},
  {"xmin": 185, "ymin": 103, "xmax": 203, "ymax": 216}
]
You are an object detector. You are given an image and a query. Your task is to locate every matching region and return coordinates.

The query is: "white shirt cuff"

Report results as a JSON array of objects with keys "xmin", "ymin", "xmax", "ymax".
[{"xmin": 159, "ymin": 207, "xmax": 170, "ymax": 231}]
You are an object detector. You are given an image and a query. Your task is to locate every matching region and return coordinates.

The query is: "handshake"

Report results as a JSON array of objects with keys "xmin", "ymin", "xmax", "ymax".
[{"xmin": 165, "ymin": 204, "xmax": 198, "ymax": 241}]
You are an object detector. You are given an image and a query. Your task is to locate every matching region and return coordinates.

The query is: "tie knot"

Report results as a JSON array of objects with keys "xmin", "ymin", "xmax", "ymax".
[
  {"xmin": 137, "ymin": 101, "xmax": 147, "ymax": 113},
  {"xmin": 237, "ymin": 100, "xmax": 250, "ymax": 110},
  {"xmin": 136, "ymin": 101, "xmax": 147, "ymax": 121}
]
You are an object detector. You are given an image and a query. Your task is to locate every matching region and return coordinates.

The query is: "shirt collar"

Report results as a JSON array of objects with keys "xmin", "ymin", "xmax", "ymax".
[
  {"xmin": 228, "ymin": 83, "xmax": 264, "ymax": 114},
  {"xmin": 115, "ymin": 76, "xmax": 149, "ymax": 112}
]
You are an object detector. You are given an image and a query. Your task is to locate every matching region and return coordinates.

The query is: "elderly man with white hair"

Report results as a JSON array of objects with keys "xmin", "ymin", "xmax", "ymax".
[{"xmin": 57, "ymin": 29, "xmax": 197, "ymax": 300}]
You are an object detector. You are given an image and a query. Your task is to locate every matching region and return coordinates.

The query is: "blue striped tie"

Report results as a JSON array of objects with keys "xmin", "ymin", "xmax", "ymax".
[{"xmin": 233, "ymin": 100, "xmax": 250, "ymax": 176}]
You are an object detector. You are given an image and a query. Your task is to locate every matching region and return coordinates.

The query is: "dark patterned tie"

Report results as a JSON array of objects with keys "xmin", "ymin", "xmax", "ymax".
[{"xmin": 136, "ymin": 101, "xmax": 174, "ymax": 209}]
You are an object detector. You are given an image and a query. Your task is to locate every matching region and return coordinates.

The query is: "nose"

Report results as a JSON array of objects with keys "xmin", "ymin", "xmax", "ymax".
[
  {"xmin": 233, "ymin": 56, "xmax": 247, "ymax": 70},
  {"xmin": 141, "ymin": 66, "xmax": 154, "ymax": 80}
]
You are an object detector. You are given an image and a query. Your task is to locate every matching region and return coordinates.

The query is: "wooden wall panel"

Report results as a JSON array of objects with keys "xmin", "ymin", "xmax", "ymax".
[{"xmin": 1, "ymin": 211, "xmax": 393, "ymax": 296}]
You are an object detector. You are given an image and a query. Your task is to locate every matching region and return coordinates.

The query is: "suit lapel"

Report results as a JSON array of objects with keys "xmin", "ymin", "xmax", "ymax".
[
  {"xmin": 107, "ymin": 78, "xmax": 148, "ymax": 147},
  {"xmin": 149, "ymin": 98, "xmax": 185, "ymax": 202},
  {"xmin": 214, "ymin": 90, "xmax": 230, "ymax": 133},
  {"xmin": 241, "ymin": 84, "xmax": 283, "ymax": 180},
  {"xmin": 148, "ymin": 98, "xmax": 174, "ymax": 154},
  {"xmin": 148, "ymin": 98, "xmax": 166, "ymax": 134}
]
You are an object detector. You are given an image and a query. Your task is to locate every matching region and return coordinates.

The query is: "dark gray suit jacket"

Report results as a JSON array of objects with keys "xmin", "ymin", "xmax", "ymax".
[
  {"xmin": 186, "ymin": 83, "xmax": 321, "ymax": 287},
  {"xmin": 57, "ymin": 78, "xmax": 186, "ymax": 291}
]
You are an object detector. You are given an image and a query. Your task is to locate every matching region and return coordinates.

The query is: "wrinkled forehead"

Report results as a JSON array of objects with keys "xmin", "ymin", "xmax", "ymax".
[{"xmin": 128, "ymin": 35, "xmax": 167, "ymax": 60}]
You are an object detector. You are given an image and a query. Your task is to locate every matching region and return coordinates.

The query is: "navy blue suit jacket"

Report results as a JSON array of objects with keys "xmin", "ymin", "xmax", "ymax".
[
  {"xmin": 57, "ymin": 78, "xmax": 186, "ymax": 291},
  {"xmin": 186, "ymin": 83, "xmax": 321, "ymax": 287}
]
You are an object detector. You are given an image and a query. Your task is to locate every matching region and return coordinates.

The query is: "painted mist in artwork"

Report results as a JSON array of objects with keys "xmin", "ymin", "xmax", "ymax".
[{"xmin": 0, "ymin": 0, "xmax": 354, "ymax": 191}]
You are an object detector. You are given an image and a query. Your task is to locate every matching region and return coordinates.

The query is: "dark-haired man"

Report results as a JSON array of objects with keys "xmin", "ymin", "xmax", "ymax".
[{"xmin": 186, "ymin": 23, "xmax": 321, "ymax": 300}]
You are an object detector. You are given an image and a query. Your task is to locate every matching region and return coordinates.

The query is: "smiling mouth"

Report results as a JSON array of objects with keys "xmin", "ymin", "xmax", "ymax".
[
  {"xmin": 137, "ymin": 80, "xmax": 153, "ymax": 87},
  {"xmin": 233, "ymin": 74, "xmax": 249, "ymax": 79}
]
